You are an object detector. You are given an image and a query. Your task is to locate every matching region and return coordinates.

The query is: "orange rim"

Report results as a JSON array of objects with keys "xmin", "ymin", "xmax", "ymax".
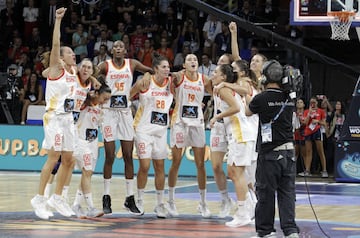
[{"xmin": 327, "ymin": 11, "xmax": 356, "ymax": 22}]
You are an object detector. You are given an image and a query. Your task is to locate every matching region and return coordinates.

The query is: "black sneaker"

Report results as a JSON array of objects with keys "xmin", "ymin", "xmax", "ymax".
[
  {"xmin": 123, "ymin": 195, "xmax": 144, "ymax": 215},
  {"xmin": 102, "ymin": 195, "xmax": 112, "ymax": 214}
]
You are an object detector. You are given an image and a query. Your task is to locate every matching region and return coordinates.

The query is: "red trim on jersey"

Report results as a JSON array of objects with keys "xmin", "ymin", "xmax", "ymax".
[
  {"xmin": 48, "ymin": 69, "xmax": 65, "ymax": 81},
  {"xmin": 129, "ymin": 58, "xmax": 133, "ymax": 73},
  {"xmin": 249, "ymin": 83, "xmax": 254, "ymax": 97},
  {"xmin": 186, "ymin": 73, "xmax": 199, "ymax": 82},
  {"xmin": 77, "ymin": 74, "xmax": 91, "ymax": 88},
  {"xmin": 80, "ymin": 102, "xmax": 87, "ymax": 110},
  {"xmin": 152, "ymin": 76, "xmax": 169, "ymax": 88},
  {"xmin": 140, "ymin": 85, "xmax": 149, "ymax": 94},
  {"xmin": 169, "ymin": 76, "xmax": 175, "ymax": 95},
  {"xmin": 104, "ymin": 61, "xmax": 109, "ymax": 75},
  {"xmin": 174, "ymin": 74, "xmax": 185, "ymax": 88},
  {"xmin": 111, "ymin": 59, "xmax": 126, "ymax": 70}
]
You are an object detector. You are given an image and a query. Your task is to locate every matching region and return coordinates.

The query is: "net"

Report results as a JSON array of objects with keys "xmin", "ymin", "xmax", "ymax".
[{"xmin": 328, "ymin": 11, "xmax": 356, "ymax": 40}]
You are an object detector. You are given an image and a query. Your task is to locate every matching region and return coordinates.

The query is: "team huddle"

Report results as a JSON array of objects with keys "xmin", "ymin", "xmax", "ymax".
[{"xmin": 30, "ymin": 7, "xmax": 300, "ymax": 238}]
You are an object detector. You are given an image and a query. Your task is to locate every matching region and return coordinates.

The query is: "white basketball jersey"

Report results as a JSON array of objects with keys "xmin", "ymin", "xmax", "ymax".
[
  {"xmin": 102, "ymin": 59, "xmax": 133, "ymax": 110},
  {"xmin": 72, "ymin": 77, "xmax": 91, "ymax": 113},
  {"xmin": 213, "ymin": 93, "xmax": 225, "ymax": 125},
  {"xmin": 171, "ymin": 73, "xmax": 204, "ymax": 127},
  {"xmin": 76, "ymin": 103, "xmax": 101, "ymax": 141},
  {"xmin": 45, "ymin": 68, "xmax": 77, "ymax": 113},
  {"xmin": 133, "ymin": 76, "xmax": 173, "ymax": 137},
  {"xmin": 218, "ymin": 91, "xmax": 254, "ymax": 143},
  {"xmin": 247, "ymin": 86, "xmax": 259, "ymax": 141}
]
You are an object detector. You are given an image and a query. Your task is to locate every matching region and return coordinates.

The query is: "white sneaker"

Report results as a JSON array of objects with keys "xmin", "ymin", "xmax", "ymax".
[
  {"xmin": 225, "ymin": 214, "xmax": 252, "ymax": 227},
  {"xmin": 154, "ymin": 203, "xmax": 168, "ymax": 218},
  {"xmin": 197, "ymin": 202, "xmax": 211, "ymax": 218},
  {"xmin": 166, "ymin": 200, "xmax": 179, "ymax": 217},
  {"xmin": 31, "ymin": 194, "xmax": 49, "ymax": 220},
  {"xmin": 218, "ymin": 197, "xmax": 234, "ymax": 218},
  {"xmin": 87, "ymin": 207, "xmax": 104, "ymax": 218},
  {"xmin": 285, "ymin": 233, "xmax": 299, "ymax": 238},
  {"xmin": 298, "ymin": 171, "xmax": 312, "ymax": 177},
  {"xmin": 137, "ymin": 199, "xmax": 144, "ymax": 214},
  {"xmin": 65, "ymin": 197, "xmax": 75, "ymax": 216},
  {"xmin": 72, "ymin": 204, "xmax": 86, "ymax": 218},
  {"xmin": 226, "ymin": 206, "xmax": 251, "ymax": 227},
  {"xmin": 321, "ymin": 171, "xmax": 329, "ymax": 178},
  {"xmin": 47, "ymin": 194, "xmax": 72, "ymax": 217},
  {"xmin": 45, "ymin": 204, "xmax": 54, "ymax": 217}
]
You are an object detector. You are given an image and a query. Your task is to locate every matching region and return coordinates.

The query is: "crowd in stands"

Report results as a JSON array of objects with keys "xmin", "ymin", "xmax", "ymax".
[
  {"xmin": 0, "ymin": 0, "xmax": 279, "ymax": 123},
  {"xmin": 0, "ymin": 0, "xmax": 285, "ymax": 73}
]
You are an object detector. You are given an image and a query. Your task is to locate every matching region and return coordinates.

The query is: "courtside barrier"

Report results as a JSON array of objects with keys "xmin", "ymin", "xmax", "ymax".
[{"xmin": 0, "ymin": 125, "xmax": 222, "ymax": 177}]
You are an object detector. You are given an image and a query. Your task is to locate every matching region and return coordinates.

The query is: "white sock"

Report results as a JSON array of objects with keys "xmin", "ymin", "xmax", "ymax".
[
  {"xmin": 236, "ymin": 200, "xmax": 246, "ymax": 215},
  {"xmin": 84, "ymin": 193, "xmax": 94, "ymax": 209},
  {"xmin": 199, "ymin": 189, "xmax": 206, "ymax": 204},
  {"xmin": 62, "ymin": 186, "xmax": 69, "ymax": 199},
  {"xmin": 219, "ymin": 189, "xmax": 229, "ymax": 201},
  {"xmin": 137, "ymin": 189, "xmax": 144, "ymax": 202},
  {"xmin": 44, "ymin": 183, "xmax": 52, "ymax": 199},
  {"xmin": 126, "ymin": 179, "xmax": 134, "ymax": 197},
  {"xmin": 54, "ymin": 194, "xmax": 62, "ymax": 200},
  {"xmin": 73, "ymin": 189, "xmax": 83, "ymax": 206},
  {"xmin": 104, "ymin": 179, "xmax": 111, "ymax": 195},
  {"xmin": 156, "ymin": 190, "xmax": 164, "ymax": 205},
  {"xmin": 237, "ymin": 200, "xmax": 245, "ymax": 207},
  {"xmin": 168, "ymin": 187, "xmax": 175, "ymax": 202}
]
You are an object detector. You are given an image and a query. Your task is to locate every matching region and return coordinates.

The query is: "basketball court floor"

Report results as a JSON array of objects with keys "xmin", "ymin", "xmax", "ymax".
[{"xmin": 0, "ymin": 171, "xmax": 359, "ymax": 238}]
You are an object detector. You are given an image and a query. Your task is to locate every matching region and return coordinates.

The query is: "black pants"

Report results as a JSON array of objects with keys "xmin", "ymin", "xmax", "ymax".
[{"xmin": 255, "ymin": 149, "xmax": 299, "ymax": 237}]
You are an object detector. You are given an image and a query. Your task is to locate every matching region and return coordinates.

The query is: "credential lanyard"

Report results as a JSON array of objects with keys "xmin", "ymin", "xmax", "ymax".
[
  {"xmin": 271, "ymin": 99, "xmax": 288, "ymax": 123},
  {"xmin": 261, "ymin": 99, "xmax": 288, "ymax": 144}
]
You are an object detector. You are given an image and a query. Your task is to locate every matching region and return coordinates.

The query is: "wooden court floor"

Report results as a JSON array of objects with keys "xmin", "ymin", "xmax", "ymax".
[{"xmin": 0, "ymin": 171, "xmax": 359, "ymax": 238}]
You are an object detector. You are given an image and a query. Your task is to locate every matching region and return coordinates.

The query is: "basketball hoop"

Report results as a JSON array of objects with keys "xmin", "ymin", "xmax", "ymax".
[{"xmin": 328, "ymin": 11, "xmax": 356, "ymax": 40}]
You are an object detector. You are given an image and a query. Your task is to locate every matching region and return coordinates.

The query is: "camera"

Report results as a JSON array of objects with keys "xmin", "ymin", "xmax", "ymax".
[
  {"xmin": 3, "ymin": 65, "xmax": 21, "ymax": 100},
  {"xmin": 282, "ymin": 65, "xmax": 303, "ymax": 100},
  {"xmin": 261, "ymin": 60, "xmax": 303, "ymax": 100},
  {"xmin": 7, "ymin": 64, "xmax": 20, "ymax": 77}
]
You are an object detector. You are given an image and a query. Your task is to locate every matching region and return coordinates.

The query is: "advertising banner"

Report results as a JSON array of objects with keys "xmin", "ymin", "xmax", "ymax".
[
  {"xmin": 335, "ymin": 77, "xmax": 360, "ymax": 182},
  {"xmin": 334, "ymin": 141, "xmax": 360, "ymax": 182},
  {"xmin": 0, "ymin": 125, "xmax": 219, "ymax": 177}
]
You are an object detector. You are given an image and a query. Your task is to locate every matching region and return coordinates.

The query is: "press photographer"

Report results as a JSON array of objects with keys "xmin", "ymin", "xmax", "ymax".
[
  {"xmin": 245, "ymin": 60, "xmax": 300, "ymax": 238},
  {"xmin": 1, "ymin": 64, "xmax": 24, "ymax": 124}
]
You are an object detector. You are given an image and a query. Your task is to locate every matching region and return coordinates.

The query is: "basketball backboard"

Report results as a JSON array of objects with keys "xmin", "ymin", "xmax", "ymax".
[{"xmin": 290, "ymin": 0, "xmax": 360, "ymax": 26}]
